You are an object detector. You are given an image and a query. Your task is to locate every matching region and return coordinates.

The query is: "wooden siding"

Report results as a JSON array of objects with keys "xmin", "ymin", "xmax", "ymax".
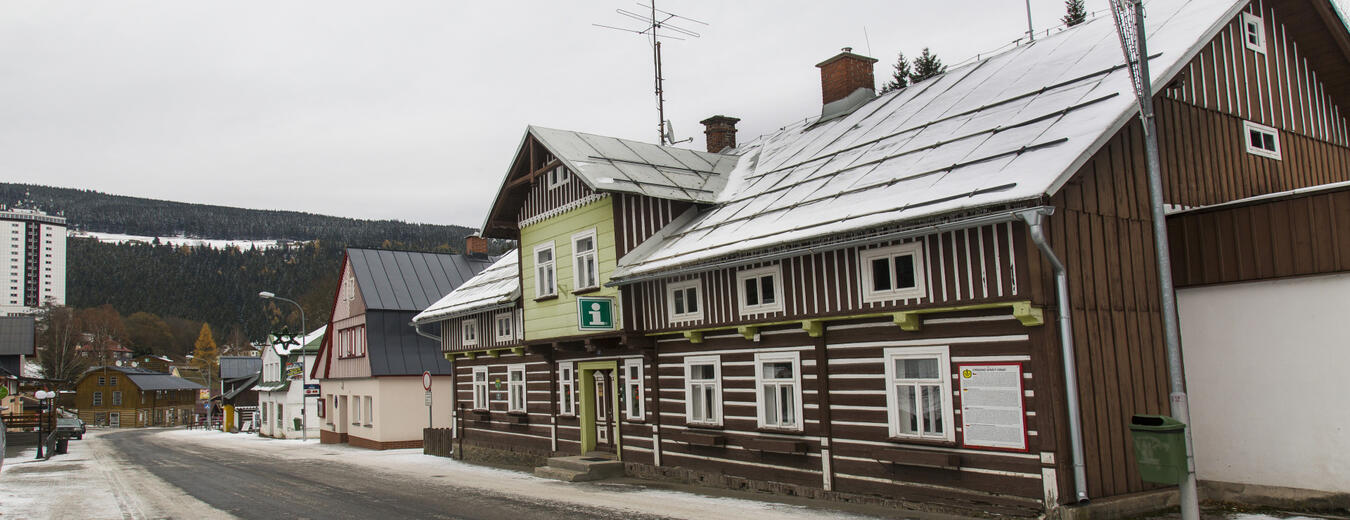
[
  {"xmin": 327, "ymin": 262, "xmax": 372, "ymax": 379},
  {"xmin": 517, "ymin": 166, "xmax": 597, "ymax": 227},
  {"xmin": 441, "ymin": 308, "xmax": 523, "ymax": 352},
  {"xmin": 1169, "ymin": 186, "xmax": 1350, "ymax": 287},
  {"xmin": 613, "ymin": 194, "xmax": 692, "ymax": 258},
  {"xmin": 629, "ymin": 223, "xmax": 1027, "ymax": 333},
  {"xmin": 520, "ymin": 196, "xmax": 622, "ymax": 341}
]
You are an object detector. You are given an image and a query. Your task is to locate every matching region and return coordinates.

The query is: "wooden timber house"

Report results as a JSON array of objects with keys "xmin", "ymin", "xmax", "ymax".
[{"xmin": 419, "ymin": 0, "xmax": 1350, "ymax": 515}]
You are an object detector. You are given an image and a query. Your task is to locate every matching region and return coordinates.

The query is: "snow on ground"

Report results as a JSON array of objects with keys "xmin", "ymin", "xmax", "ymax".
[
  {"xmin": 161, "ymin": 428, "xmax": 870, "ymax": 520},
  {"xmin": 0, "ymin": 429, "xmax": 234, "ymax": 520},
  {"xmin": 69, "ymin": 231, "xmax": 293, "ymax": 250}
]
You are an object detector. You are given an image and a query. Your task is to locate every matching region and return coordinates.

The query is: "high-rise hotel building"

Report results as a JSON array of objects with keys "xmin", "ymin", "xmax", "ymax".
[{"xmin": 0, "ymin": 207, "xmax": 66, "ymax": 315}]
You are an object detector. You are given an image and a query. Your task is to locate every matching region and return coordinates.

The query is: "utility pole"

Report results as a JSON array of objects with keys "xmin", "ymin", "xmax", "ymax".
[{"xmin": 1108, "ymin": 3, "xmax": 1200, "ymax": 520}]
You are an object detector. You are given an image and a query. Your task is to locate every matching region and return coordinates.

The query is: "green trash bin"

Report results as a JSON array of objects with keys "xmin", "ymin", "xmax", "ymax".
[{"xmin": 1129, "ymin": 415, "xmax": 1188, "ymax": 484}]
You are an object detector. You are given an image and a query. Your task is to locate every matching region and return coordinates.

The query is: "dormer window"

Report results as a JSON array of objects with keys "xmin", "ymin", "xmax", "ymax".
[
  {"xmin": 1242, "ymin": 13, "xmax": 1266, "ymax": 54},
  {"xmin": 547, "ymin": 166, "xmax": 571, "ymax": 189},
  {"xmin": 1243, "ymin": 121, "xmax": 1281, "ymax": 160}
]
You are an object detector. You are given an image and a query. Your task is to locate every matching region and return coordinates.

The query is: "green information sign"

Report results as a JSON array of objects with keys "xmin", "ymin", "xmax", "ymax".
[{"xmin": 577, "ymin": 296, "xmax": 616, "ymax": 331}]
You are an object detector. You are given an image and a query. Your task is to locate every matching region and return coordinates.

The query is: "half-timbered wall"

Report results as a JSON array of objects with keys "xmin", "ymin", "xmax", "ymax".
[
  {"xmin": 628, "ymin": 223, "xmax": 1028, "ymax": 333},
  {"xmin": 441, "ymin": 309, "xmax": 523, "ymax": 352},
  {"xmin": 1158, "ymin": 1, "xmax": 1350, "ymax": 208},
  {"xmin": 518, "ymin": 165, "xmax": 599, "ymax": 227},
  {"xmin": 613, "ymin": 194, "xmax": 693, "ymax": 258}
]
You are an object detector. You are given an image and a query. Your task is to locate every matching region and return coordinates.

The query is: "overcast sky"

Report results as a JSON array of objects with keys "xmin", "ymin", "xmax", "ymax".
[{"xmin": 2, "ymin": 1, "xmax": 1345, "ymax": 229}]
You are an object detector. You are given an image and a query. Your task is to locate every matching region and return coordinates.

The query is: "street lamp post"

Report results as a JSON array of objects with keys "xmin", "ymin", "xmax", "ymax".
[
  {"xmin": 259, "ymin": 291, "xmax": 307, "ymax": 442},
  {"xmin": 34, "ymin": 390, "xmax": 54, "ymax": 459}
]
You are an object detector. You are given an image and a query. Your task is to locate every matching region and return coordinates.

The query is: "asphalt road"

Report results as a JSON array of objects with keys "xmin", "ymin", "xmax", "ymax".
[{"xmin": 102, "ymin": 429, "xmax": 669, "ymax": 520}]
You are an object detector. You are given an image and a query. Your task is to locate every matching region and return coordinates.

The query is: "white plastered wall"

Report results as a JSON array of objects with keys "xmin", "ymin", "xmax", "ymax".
[
  {"xmin": 1178, "ymin": 272, "xmax": 1350, "ymax": 494},
  {"xmin": 319, "ymin": 376, "xmax": 454, "ymax": 444}
]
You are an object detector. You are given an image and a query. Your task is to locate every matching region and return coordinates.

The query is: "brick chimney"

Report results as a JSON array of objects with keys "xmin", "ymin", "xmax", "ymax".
[
  {"xmin": 699, "ymin": 115, "xmax": 740, "ymax": 153},
  {"xmin": 465, "ymin": 235, "xmax": 488, "ymax": 258},
  {"xmin": 815, "ymin": 47, "xmax": 879, "ymax": 106}
]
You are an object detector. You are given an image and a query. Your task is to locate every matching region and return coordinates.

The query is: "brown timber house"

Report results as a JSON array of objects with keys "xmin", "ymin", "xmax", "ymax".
[{"xmin": 414, "ymin": 0, "xmax": 1350, "ymax": 515}]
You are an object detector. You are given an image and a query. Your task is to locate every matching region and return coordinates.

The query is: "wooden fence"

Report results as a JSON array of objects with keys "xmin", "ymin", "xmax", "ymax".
[{"xmin": 423, "ymin": 428, "xmax": 454, "ymax": 458}]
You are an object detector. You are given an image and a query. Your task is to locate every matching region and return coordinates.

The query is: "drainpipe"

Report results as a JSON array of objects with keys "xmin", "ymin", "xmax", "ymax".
[
  {"xmin": 412, "ymin": 321, "xmax": 440, "ymax": 343},
  {"xmin": 1018, "ymin": 208, "xmax": 1089, "ymax": 504}
]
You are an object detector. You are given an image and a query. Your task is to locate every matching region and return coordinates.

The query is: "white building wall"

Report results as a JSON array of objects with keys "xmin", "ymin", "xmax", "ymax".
[
  {"xmin": 0, "ymin": 210, "xmax": 66, "ymax": 315},
  {"xmin": 257, "ymin": 352, "xmax": 320, "ymax": 439},
  {"xmin": 1178, "ymin": 272, "xmax": 1350, "ymax": 495},
  {"xmin": 319, "ymin": 376, "xmax": 453, "ymax": 445},
  {"xmin": 41, "ymin": 222, "xmax": 66, "ymax": 307},
  {"xmin": 1, "ymin": 220, "xmax": 24, "ymax": 312}
]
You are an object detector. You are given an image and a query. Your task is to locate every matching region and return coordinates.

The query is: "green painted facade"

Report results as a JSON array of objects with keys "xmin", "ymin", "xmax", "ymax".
[{"xmin": 520, "ymin": 196, "xmax": 621, "ymax": 341}]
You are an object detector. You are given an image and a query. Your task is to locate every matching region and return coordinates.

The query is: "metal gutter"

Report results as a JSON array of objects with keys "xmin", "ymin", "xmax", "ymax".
[
  {"xmin": 412, "ymin": 321, "xmax": 441, "ymax": 343},
  {"xmin": 1017, "ymin": 207, "xmax": 1089, "ymax": 504},
  {"xmin": 413, "ymin": 302, "xmax": 517, "ymax": 326},
  {"xmin": 609, "ymin": 205, "xmax": 1048, "ymax": 286}
]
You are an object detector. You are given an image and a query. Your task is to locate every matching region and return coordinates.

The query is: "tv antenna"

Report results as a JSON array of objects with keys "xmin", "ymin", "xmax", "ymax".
[{"xmin": 595, "ymin": 2, "xmax": 706, "ymax": 145}]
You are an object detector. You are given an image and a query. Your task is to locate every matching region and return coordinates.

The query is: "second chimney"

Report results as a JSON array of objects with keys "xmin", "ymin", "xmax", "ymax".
[
  {"xmin": 699, "ymin": 115, "xmax": 740, "ymax": 153},
  {"xmin": 815, "ymin": 47, "xmax": 879, "ymax": 106},
  {"xmin": 465, "ymin": 235, "xmax": 488, "ymax": 258}
]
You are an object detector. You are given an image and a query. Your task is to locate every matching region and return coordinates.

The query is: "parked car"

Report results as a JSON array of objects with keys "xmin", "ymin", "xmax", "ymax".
[{"xmin": 56, "ymin": 417, "xmax": 85, "ymax": 440}]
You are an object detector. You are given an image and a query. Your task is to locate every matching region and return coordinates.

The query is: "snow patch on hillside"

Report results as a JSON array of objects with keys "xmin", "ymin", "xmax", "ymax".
[{"xmin": 69, "ymin": 230, "xmax": 300, "ymax": 250}]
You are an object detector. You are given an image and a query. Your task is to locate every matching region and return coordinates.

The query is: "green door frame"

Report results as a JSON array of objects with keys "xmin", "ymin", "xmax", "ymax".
[{"xmin": 577, "ymin": 360, "xmax": 621, "ymax": 458}]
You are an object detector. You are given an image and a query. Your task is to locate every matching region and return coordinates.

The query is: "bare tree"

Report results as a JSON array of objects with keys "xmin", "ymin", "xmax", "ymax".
[{"xmin": 35, "ymin": 304, "xmax": 87, "ymax": 389}]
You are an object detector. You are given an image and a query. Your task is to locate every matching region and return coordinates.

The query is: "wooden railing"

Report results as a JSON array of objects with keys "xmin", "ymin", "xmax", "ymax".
[{"xmin": 2, "ymin": 413, "xmax": 55, "ymax": 431}]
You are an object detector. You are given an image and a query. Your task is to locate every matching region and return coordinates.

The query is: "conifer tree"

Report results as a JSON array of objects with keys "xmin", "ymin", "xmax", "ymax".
[
  {"xmin": 192, "ymin": 323, "xmax": 219, "ymax": 389},
  {"xmin": 910, "ymin": 48, "xmax": 947, "ymax": 84},
  {"xmin": 1063, "ymin": 0, "xmax": 1088, "ymax": 27},
  {"xmin": 880, "ymin": 52, "xmax": 911, "ymax": 93}
]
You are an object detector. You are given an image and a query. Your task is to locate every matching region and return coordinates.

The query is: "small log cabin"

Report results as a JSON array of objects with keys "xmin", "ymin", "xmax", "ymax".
[
  {"xmin": 73, "ymin": 366, "xmax": 204, "ymax": 428},
  {"xmin": 310, "ymin": 247, "xmax": 493, "ymax": 449},
  {"xmin": 422, "ymin": 0, "xmax": 1350, "ymax": 515}
]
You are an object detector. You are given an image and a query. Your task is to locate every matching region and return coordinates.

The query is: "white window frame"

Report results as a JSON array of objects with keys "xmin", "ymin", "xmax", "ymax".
[
  {"xmin": 666, "ymin": 278, "xmax": 703, "ymax": 323},
  {"xmin": 92, "ymin": 391, "xmax": 102, "ymax": 406},
  {"xmin": 1243, "ymin": 120, "xmax": 1281, "ymax": 160},
  {"xmin": 753, "ymin": 351, "xmax": 804, "ymax": 431},
  {"xmin": 534, "ymin": 241, "xmax": 557, "ymax": 298},
  {"xmin": 558, "ymin": 361, "xmax": 576, "ymax": 416},
  {"xmin": 623, "ymin": 358, "xmax": 645, "ymax": 421},
  {"xmin": 883, "ymin": 345, "xmax": 954, "ymax": 442},
  {"xmin": 546, "ymin": 165, "xmax": 571, "ymax": 189},
  {"xmin": 507, "ymin": 364, "xmax": 527, "ymax": 413},
  {"xmin": 735, "ymin": 265, "xmax": 784, "ymax": 315},
  {"xmin": 472, "ymin": 367, "xmax": 489, "ymax": 410},
  {"xmin": 352, "ymin": 395, "xmax": 362, "ymax": 425},
  {"xmin": 461, "ymin": 319, "xmax": 478, "ymax": 346},
  {"xmin": 572, "ymin": 229, "xmax": 599, "ymax": 291},
  {"xmin": 112, "ymin": 391, "xmax": 122, "ymax": 406},
  {"xmin": 363, "ymin": 396, "xmax": 373, "ymax": 426},
  {"xmin": 859, "ymin": 242, "xmax": 927, "ymax": 303},
  {"xmin": 494, "ymin": 313, "xmax": 514, "ymax": 342},
  {"xmin": 683, "ymin": 355, "xmax": 723, "ymax": 427},
  {"xmin": 1242, "ymin": 12, "xmax": 1266, "ymax": 54}
]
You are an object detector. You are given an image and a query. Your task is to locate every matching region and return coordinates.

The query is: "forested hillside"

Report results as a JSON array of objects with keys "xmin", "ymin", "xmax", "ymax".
[{"xmin": 1, "ymin": 183, "xmax": 473, "ymax": 249}]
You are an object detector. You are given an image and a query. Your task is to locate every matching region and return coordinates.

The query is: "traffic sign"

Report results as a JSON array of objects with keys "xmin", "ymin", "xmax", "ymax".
[
  {"xmin": 422, "ymin": 371, "xmax": 432, "ymax": 391},
  {"xmin": 424, "ymin": 391, "xmax": 432, "ymax": 407},
  {"xmin": 577, "ymin": 296, "xmax": 616, "ymax": 330},
  {"xmin": 303, "ymin": 383, "xmax": 320, "ymax": 396}
]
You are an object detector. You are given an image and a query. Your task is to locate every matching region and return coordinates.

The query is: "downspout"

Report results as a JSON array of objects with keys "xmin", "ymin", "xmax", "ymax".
[
  {"xmin": 1018, "ymin": 208, "xmax": 1089, "ymax": 504},
  {"xmin": 412, "ymin": 321, "xmax": 440, "ymax": 343}
]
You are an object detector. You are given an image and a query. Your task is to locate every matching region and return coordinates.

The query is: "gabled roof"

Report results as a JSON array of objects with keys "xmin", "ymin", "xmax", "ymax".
[
  {"xmin": 0, "ymin": 316, "xmax": 35, "ymax": 356},
  {"xmin": 481, "ymin": 127, "xmax": 738, "ymax": 237},
  {"xmin": 220, "ymin": 356, "xmax": 262, "ymax": 380},
  {"xmin": 413, "ymin": 250, "xmax": 519, "ymax": 324},
  {"xmin": 612, "ymin": 0, "xmax": 1244, "ymax": 280},
  {"xmin": 89, "ymin": 366, "xmax": 206, "ymax": 391},
  {"xmin": 347, "ymin": 248, "xmax": 494, "ymax": 311}
]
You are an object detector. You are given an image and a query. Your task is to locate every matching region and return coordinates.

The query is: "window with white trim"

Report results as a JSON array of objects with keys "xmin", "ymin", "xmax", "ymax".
[
  {"xmin": 735, "ymin": 265, "xmax": 783, "ymax": 315},
  {"xmin": 472, "ymin": 367, "xmax": 489, "ymax": 410},
  {"xmin": 859, "ymin": 242, "xmax": 926, "ymax": 302},
  {"xmin": 572, "ymin": 230, "xmax": 599, "ymax": 290},
  {"xmin": 754, "ymin": 352, "xmax": 803, "ymax": 431},
  {"xmin": 1243, "ymin": 120, "xmax": 1281, "ymax": 160},
  {"xmin": 546, "ymin": 166, "xmax": 570, "ymax": 189},
  {"xmin": 462, "ymin": 319, "xmax": 478, "ymax": 346},
  {"xmin": 534, "ymin": 242, "xmax": 557, "ymax": 297},
  {"xmin": 110, "ymin": 376, "xmax": 119, "ymax": 386},
  {"xmin": 112, "ymin": 391, "xmax": 122, "ymax": 406},
  {"xmin": 507, "ymin": 364, "xmax": 527, "ymax": 413},
  {"xmin": 352, "ymin": 395, "xmax": 362, "ymax": 425},
  {"xmin": 623, "ymin": 358, "xmax": 645, "ymax": 421},
  {"xmin": 558, "ymin": 362, "xmax": 576, "ymax": 416},
  {"xmin": 363, "ymin": 396, "xmax": 373, "ymax": 426},
  {"xmin": 92, "ymin": 391, "xmax": 102, "ymax": 406},
  {"xmin": 495, "ymin": 313, "xmax": 514, "ymax": 342},
  {"xmin": 684, "ymin": 355, "xmax": 722, "ymax": 426},
  {"xmin": 884, "ymin": 346, "xmax": 954, "ymax": 441},
  {"xmin": 1242, "ymin": 12, "xmax": 1266, "ymax": 54},
  {"xmin": 666, "ymin": 279, "xmax": 702, "ymax": 322}
]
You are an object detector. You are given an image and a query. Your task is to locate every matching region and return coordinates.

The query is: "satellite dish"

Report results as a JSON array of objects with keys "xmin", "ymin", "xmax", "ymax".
[{"xmin": 664, "ymin": 120, "xmax": 676, "ymax": 143}]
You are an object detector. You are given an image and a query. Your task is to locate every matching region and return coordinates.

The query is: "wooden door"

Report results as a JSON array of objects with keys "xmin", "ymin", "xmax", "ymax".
[
  {"xmin": 593, "ymin": 370, "xmax": 614, "ymax": 451},
  {"xmin": 109, "ymin": 412, "xmax": 120, "ymax": 428}
]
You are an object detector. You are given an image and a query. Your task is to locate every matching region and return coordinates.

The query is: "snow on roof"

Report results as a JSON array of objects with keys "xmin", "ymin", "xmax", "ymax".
[
  {"xmin": 612, "ymin": 0, "xmax": 1242, "ymax": 280},
  {"xmin": 268, "ymin": 327, "xmax": 325, "ymax": 356},
  {"xmin": 413, "ymin": 251, "xmax": 519, "ymax": 324},
  {"xmin": 530, "ymin": 126, "xmax": 738, "ymax": 203}
]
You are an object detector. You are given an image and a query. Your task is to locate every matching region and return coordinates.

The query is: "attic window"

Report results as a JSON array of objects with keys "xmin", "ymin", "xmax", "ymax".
[
  {"xmin": 1242, "ymin": 13, "xmax": 1266, "ymax": 54},
  {"xmin": 547, "ymin": 166, "xmax": 570, "ymax": 189},
  {"xmin": 1243, "ymin": 121, "xmax": 1281, "ymax": 160}
]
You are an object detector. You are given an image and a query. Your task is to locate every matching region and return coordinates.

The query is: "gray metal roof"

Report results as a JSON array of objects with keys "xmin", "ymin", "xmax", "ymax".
[
  {"xmin": 347, "ymin": 248, "xmax": 494, "ymax": 311},
  {"xmin": 528, "ymin": 126, "xmax": 738, "ymax": 204},
  {"xmin": 94, "ymin": 366, "xmax": 207, "ymax": 391},
  {"xmin": 413, "ymin": 251, "xmax": 519, "ymax": 324},
  {"xmin": 613, "ymin": 0, "xmax": 1243, "ymax": 279},
  {"xmin": 220, "ymin": 356, "xmax": 262, "ymax": 380},
  {"xmin": 0, "ymin": 316, "xmax": 35, "ymax": 356},
  {"xmin": 366, "ymin": 310, "xmax": 453, "ymax": 376}
]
